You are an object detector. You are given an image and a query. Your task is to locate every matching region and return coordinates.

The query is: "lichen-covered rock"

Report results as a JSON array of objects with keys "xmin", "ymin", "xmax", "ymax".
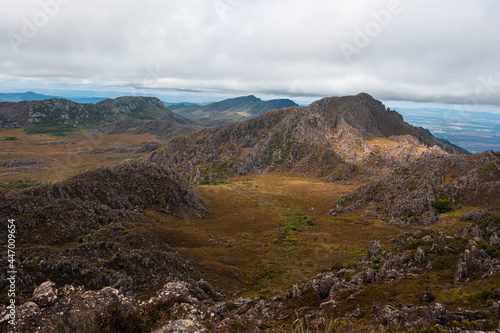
[
  {"xmin": 363, "ymin": 240, "xmax": 385, "ymax": 262},
  {"xmin": 460, "ymin": 210, "xmax": 487, "ymax": 222},
  {"xmin": 31, "ymin": 281, "xmax": 57, "ymax": 307},
  {"xmin": 152, "ymin": 319, "xmax": 208, "ymax": 333},
  {"xmin": 455, "ymin": 245, "xmax": 500, "ymax": 282},
  {"xmin": 380, "ymin": 305, "xmax": 408, "ymax": 328},
  {"xmin": 414, "ymin": 247, "xmax": 427, "ymax": 264}
]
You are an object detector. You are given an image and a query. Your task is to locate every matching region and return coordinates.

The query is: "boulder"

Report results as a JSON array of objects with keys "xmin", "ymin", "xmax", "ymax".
[{"xmin": 31, "ymin": 281, "xmax": 57, "ymax": 307}]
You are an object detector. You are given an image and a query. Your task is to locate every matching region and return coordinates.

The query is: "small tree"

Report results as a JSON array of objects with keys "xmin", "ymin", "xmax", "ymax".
[{"xmin": 433, "ymin": 198, "xmax": 452, "ymax": 214}]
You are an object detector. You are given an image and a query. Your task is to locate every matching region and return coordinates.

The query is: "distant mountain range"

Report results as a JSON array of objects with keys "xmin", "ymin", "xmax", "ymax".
[
  {"xmin": 0, "ymin": 96, "xmax": 193, "ymax": 136},
  {"xmin": 2, "ymin": 91, "xmax": 499, "ymax": 153},
  {"xmin": 0, "ymin": 91, "xmax": 108, "ymax": 104},
  {"xmin": 168, "ymin": 95, "xmax": 298, "ymax": 125}
]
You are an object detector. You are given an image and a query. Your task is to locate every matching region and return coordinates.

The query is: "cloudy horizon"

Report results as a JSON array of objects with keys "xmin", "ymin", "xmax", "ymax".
[{"xmin": 1, "ymin": 0, "xmax": 500, "ymax": 109}]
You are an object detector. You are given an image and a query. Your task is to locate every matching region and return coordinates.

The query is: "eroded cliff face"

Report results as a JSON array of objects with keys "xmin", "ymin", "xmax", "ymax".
[{"xmin": 149, "ymin": 93, "xmax": 461, "ymax": 184}]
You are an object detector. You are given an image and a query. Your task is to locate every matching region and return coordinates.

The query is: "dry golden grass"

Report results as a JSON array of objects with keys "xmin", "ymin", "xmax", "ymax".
[
  {"xmin": 0, "ymin": 129, "xmax": 158, "ymax": 187},
  {"xmin": 366, "ymin": 137, "xmax": 429, "ymax": 156},
  {"xmin": 139, "ymin": 173, "xmax": 418, "ymax": 298},
  {"xmin": 366, "ymin": 138, "xmax": 398, "ymax": 148}
]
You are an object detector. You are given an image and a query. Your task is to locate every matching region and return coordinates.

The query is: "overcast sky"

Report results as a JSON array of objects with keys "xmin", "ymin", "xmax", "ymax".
[{"xmin": 1, "ymin": 0, "xmax": 500, "ymax": 107}]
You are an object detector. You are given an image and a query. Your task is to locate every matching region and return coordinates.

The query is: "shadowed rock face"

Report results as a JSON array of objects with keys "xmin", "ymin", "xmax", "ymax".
[{"xmin": 148, "ymin": 93, "xmax": 463, "ymax": 184}]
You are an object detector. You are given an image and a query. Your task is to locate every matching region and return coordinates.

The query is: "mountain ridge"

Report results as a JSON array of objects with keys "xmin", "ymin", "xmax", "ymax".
[
  {"xmin": 168, "ymin": 94, "xmax": 298, "ymax": 126},
  {"xmin": 148, "ymin": 93, "xmax": 465, "ymax": 184},
  {"xmin": 0, "ymin": 96, "xmax": 192, "ymax": 135}
]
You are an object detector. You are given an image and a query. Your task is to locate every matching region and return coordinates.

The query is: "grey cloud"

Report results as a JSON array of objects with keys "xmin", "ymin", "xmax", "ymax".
[{"xmin": 0, "ymin": 0, "xmax": 499, "ymax": 106}]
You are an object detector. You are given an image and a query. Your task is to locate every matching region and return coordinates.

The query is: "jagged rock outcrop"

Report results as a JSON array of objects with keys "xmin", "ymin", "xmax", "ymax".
[
  {"xmin": 0, "ymin": 281, "xmax": 140, "ymax": 332},
  {"xmin": 31, "ymin": 281, "xmax": 58, "ymax": 307},
  {"xmin": 149, "ymin": 93, "xmax": 461, "ymax": 184},
  {"xmin": 1, "ymin": 161, "xmax": 206, "ymax": 222},
  {"xmin": 285, "ymin": 239, "xmax": 429, "ymax": 306},
  {"xmin": 92, "ymin": 119, "xmax": 200, "ymax": 140},
  {"xmin": 0, "ymin": 278, "xmax": 270, "ymax": 333},
  {"xmin": 0, "ymin": 161, "xmax": 207, "ymax": 295},
  {"xmin": 337, "ymin": 150, "xmax": 500, "ymax": 224},
  {"xmin": 284, "ymin": 225, "xmax": 500, "ymax": 331},
  {"xmin": 455, "ymin": 245, "xmax": 500, "ymax": 282},
  {"xmin": 2, "ymin": 222, "xmax": 500, "ymax": 332}
]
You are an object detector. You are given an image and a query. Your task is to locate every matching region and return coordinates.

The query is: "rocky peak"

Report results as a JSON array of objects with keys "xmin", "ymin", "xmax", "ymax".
[
  {"xmin": 96, "ymin": 96, "xmax": 164, "ymax": 115},
  {"xmin": 307, "ymin": 93, "xmax": 449, "ymax": 147},
  {"xmin": 149, "ymin": 93, "xmax": 464, "ymax": 184}
]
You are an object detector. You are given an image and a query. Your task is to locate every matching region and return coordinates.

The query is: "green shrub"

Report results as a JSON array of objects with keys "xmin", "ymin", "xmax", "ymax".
[{"xmin": 433, "ymin": 198, "xmax": 452, "ymax": 214}]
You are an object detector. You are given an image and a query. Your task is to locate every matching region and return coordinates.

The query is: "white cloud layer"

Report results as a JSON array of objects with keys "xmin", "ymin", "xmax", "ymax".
[{"xmin": 1, "ymin": 0, "xmax": 500, "ymax": 105}]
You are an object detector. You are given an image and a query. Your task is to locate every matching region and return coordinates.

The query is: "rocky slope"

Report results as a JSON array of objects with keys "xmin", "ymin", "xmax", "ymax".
[
  {"xmin": 2, "ymin": 218, "xmax": 499, "ymax": 332},
  {"xmin": 0, "ymin": 96, "xmax": 191, "ymax": 133},
  {"xmin": 148, "ymin": 93, "xmax": 464, "ymax": 184},
  {"xmin": 0, "ymin": 162, "xmax": 207, "ymax": 301},
  {"xmin": 92, "ymin": 119, "xmax": 200, "ymax": 140},
  {"xmin": 336, "ymin": 149, "xmax": 500, "ymax": 225},
  {"xmin": 169, "ymin": 95, "xmax": 298, "ymax": 126}
]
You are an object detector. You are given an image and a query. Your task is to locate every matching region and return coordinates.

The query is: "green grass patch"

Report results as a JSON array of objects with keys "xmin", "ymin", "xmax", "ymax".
[
  {"xmin": 275, "ymin": 210, "xmax": 313, "ymax": 246},
  {"xmin": 24, "ymin": 125, "xmax": 81, "ymax": 136},
  {"xmin": 253, "ymin": 263, "xmax": 287, "ymax": 288},
  {"xmin": 0, "ymin": 178, "xmax": 44, "ymax": 194},
  {"xmin": 278, "ymin": 210, "xmax": 313, "ymax": 234}
]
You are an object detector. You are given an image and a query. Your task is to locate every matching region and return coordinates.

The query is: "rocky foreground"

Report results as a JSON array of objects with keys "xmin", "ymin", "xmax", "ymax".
[{"xmin": 2, "ymin": 217, "xmax": 499, "ymax": 332}]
